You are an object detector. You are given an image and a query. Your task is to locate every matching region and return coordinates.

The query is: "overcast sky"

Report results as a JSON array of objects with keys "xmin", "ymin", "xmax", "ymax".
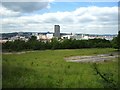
[{"xmin": 0, "ymin": 1, "xmax": 118, "ymax": 34}]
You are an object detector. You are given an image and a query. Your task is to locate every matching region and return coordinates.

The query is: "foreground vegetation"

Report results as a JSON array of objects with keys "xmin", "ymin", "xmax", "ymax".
[{"xmin": 2, "ymin": 48, "xmax": 118, "ymax": 88}]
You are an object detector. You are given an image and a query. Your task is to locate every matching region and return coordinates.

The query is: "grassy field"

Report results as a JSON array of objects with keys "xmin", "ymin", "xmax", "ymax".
[{"xmin": 2, "ymin": 48, "xmax": 118, "ymax": 88}]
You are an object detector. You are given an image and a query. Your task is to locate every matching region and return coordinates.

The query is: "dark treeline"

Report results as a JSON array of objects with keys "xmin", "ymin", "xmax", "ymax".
[{"xmin": 2, "ymin": 31, "xmax": 120, "ymax": 52}]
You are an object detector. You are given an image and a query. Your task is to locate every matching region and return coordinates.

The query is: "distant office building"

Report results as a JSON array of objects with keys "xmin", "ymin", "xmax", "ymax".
[{"xmin": 54, "ymin": 25, "xmax": 60, "ymax": 38}]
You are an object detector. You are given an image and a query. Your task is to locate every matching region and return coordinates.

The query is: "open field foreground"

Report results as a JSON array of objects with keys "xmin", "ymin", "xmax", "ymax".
[{"xmin": 2, "ymin": 48, "xmax": 118, "ymax": 88}]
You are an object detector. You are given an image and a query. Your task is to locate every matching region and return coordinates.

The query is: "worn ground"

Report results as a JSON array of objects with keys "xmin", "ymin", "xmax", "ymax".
[{"xmin": 64, "ymin": 52, "xmax": 118, "ymax": 63}]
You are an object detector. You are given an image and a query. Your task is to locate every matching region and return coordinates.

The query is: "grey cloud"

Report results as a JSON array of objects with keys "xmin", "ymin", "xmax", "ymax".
[
  {"xmin": 2, "ymin": 2, "xmax": 49, "ymax": 13},
  {"xmin": 62, "ymin": 17, "xmax": 74, "ymax": 23},
  {"xmin": 78, "ymin": 18, "xmax": 94, "ymax": 23},
  {"xmin": 43, "ymin": 17, "xmax": 60, "ymax": 23}
]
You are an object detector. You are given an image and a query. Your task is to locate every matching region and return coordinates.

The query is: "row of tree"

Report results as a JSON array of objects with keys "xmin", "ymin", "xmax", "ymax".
[
  {"xmin": 2, "ymin": 31, "xmax": 120, "ymax": 52},
  {"xmin": 111, "ymin": 31, "xmax": 120, "ymax": 50}
]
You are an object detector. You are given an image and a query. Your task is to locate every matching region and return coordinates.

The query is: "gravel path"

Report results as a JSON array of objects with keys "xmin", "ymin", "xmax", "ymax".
[{"xmin": 64, "ymin": 52, "xmax": 118, "ymax": 63}]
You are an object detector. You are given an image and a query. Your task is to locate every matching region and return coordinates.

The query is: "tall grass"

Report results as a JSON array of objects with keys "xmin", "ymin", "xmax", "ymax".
[{"xmin": 2, "ymin": 48, "xmax": 118, "ymax": 88}]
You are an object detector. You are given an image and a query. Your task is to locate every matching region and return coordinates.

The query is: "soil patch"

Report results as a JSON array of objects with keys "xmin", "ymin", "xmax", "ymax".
[{"xmin": 64, "ymin": 52, "xmax": 118, "ymax": 63}]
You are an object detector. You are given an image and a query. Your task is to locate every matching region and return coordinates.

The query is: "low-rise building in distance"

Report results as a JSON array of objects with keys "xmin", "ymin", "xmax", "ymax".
[{"xmin": 1, "ymin": 25, "xmax": 117, "ymax": 43}]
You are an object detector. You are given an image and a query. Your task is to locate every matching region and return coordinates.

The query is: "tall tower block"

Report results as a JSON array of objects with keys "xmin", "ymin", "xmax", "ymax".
[{"xmin": 54, "ymin": 25, "xmax": 60, "ymax": 38}]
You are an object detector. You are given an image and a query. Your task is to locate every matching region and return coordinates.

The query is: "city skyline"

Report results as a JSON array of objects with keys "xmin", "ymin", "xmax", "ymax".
[{"xmin": 1, "ymin": 1, "xmax": 118, "ymax": 34}]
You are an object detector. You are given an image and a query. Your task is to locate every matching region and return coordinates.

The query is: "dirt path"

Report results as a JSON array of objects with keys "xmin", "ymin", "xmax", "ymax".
[
  {"xmin": 2, "ymin": 51, "xmax": 37, "ymax": 55},
  {"xmin": 64, "ymin": 52, "xmax": 118, "ymax": 63}
]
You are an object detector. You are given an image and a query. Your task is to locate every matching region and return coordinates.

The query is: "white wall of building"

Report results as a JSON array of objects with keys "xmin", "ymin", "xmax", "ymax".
[{"xmin": 46, "ymin": 34, "xmax": 53, "ymax": 39}]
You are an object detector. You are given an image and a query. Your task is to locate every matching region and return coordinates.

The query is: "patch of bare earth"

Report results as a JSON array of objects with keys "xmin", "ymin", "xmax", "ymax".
[{"xmin": 64, "ymin": 52, "xmax": 118, "ymax": 63}]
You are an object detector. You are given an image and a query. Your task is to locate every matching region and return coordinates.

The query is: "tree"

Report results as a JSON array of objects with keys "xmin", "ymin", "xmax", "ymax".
[
  {"xmin": 61, "ymin": 39, "xmax": 72, "ymax": 49},
  {"xmin": 111, "ymin": 37, "xmax": 118, "ymax": 49},
  {"xmin": 51, "ymin": 38, "xmax": 61, "ymax": 49},
  {"xmin": 12, "ymin": 40, "xmax": 26, "ymax": 51},
  {"xmin": 28, "ymin": 36, "xmax": 37, "ymax": 41},
  {"xmin": 27, "ymin": 36, "xmax": 39, "ymax": 50},
  {"xmin": 117, "ymin": 31, "xmax": 120, "ymax": 50},
  {"xmin": 111, "ymin": 31, "xmax": 120, "ymax": 50}
]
